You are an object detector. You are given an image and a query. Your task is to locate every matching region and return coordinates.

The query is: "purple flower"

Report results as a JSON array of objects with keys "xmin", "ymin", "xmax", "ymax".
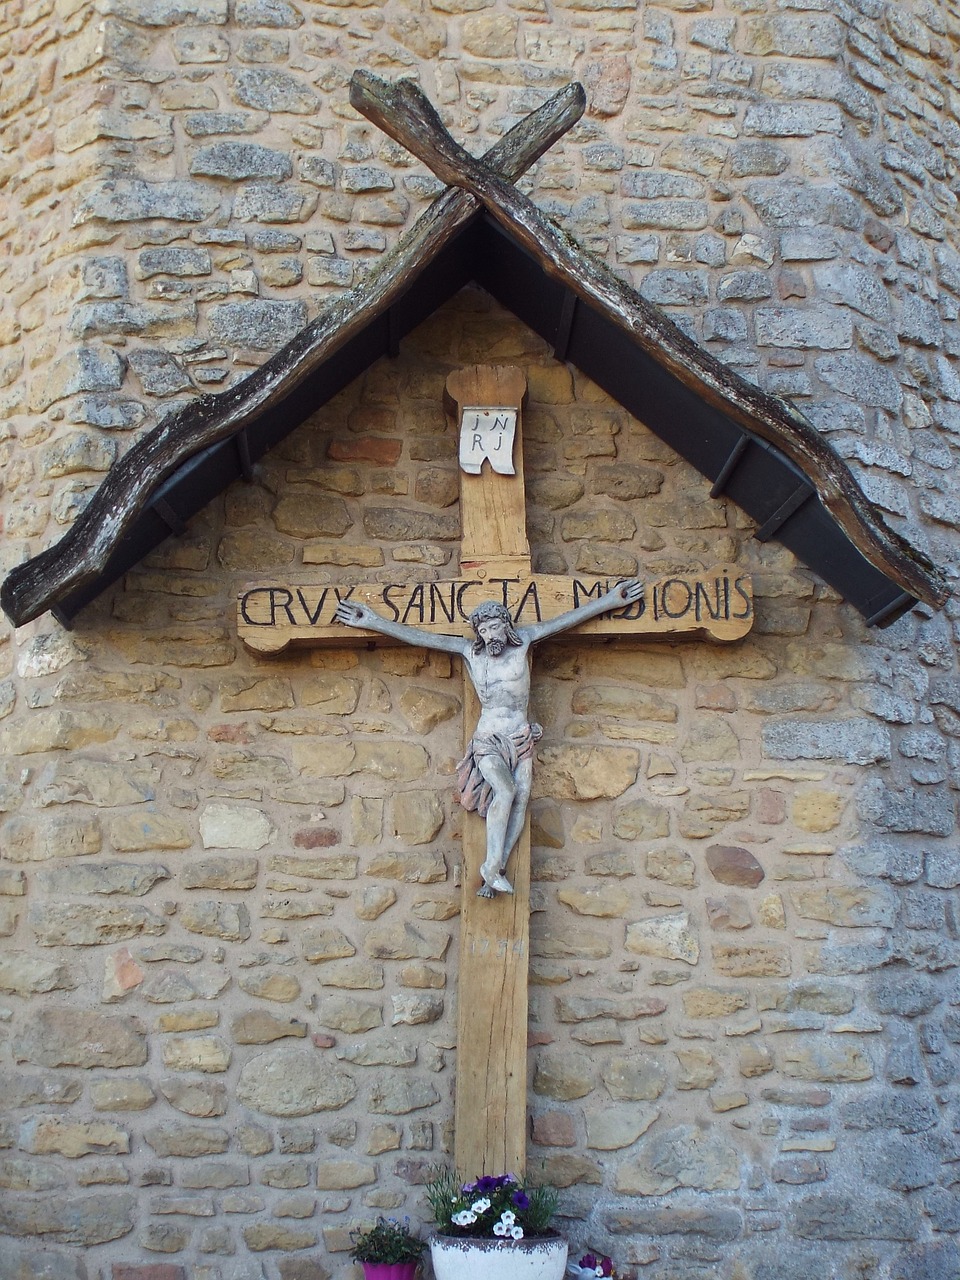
[
  {"xmin": 511, "ymin": 1191, "xmax": 530, "ymax": 1210},
  {"xmin": 579, "ymin": 1255, "xmax": 597, "ymax": 1270},
  {"xmin": 601, "ymin": 1258, "xmax": 613, "ymax": 1276}
]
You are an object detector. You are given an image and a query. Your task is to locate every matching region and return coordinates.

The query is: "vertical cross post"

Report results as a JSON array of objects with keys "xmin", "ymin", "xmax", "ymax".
[{"xmin": 446, "ymin": 365, "xmax": 532, "ymax": 1177}]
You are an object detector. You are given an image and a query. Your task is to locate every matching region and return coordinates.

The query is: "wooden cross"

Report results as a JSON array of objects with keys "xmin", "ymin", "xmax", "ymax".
[{"xmin": 239, "ymin": 364, "xmax": 752, "ymax": 1178}]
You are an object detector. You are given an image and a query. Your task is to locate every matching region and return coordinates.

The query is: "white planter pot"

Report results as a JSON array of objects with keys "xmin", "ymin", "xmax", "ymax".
[{"xmin": 430, "ymin": 1234, "xmax": 568, "ymax": 1280}]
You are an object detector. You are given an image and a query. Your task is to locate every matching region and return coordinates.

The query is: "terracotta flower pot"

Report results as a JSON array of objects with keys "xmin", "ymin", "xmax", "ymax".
[
  {"xmin": 360, "ymin": 1263, "xmax": 420, "ymax": 1280},
  {"xmin": 430, "ymin": 1233, "xmax": 568, "ymax": 1280}
]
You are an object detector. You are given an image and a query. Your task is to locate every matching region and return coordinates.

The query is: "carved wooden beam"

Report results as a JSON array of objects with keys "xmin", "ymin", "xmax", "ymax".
[
  {"xmin": 1, "ymin": 84, "xmax": 586, "ymax": 628},
  {"xmin": 349, "ymin": 74, "xmax": 949, "ymax": 610}
]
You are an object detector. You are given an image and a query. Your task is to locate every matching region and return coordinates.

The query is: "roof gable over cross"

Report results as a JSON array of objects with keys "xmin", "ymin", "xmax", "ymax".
[{"xmin": 1, "ymin": 74, "xmax": 947, "ymax": 631}]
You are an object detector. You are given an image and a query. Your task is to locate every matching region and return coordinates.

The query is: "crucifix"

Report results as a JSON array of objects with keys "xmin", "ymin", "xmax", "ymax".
[{"xmin": 239, "ymin": 363, "xmax": 752, "ymax": 1177}]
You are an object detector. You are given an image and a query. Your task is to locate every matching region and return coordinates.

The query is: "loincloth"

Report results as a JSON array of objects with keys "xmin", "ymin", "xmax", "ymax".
[{"xmin": 455, "ymin": 723, "xmax": 543, "ymax": 817}]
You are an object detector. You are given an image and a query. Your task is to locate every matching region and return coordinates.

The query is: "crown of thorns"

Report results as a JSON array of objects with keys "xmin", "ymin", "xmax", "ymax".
[{"xmin": 469, "ymin": 601, "xmax": 522, "ymax": 652}]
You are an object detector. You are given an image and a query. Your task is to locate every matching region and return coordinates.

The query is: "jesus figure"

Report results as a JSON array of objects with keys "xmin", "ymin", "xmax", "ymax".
[{"xmin": 335, "ymin": 578, "xmax": 643, "ymax": 898}]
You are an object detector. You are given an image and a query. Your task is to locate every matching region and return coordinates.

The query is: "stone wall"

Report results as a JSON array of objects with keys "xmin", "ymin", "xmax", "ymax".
[{"xmin": 1, "ymin": 1, "xmax": 959, "ymax": 1279}]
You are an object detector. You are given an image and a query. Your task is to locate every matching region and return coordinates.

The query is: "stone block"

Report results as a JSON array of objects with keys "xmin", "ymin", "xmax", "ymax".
[
  {"xmin": 75, "ymin": 180, "xmax": 219, "ymax": 224},
  {"xmin": 792, "ymin": 1191, "xmax": 919, "ymax": 1241},
  {"xmin": 200, "ymin": 803, "xmax": 275, "ymax": 849},
  {"xmin": 19, "ymin": 1117, "xmax": 129, "ymax": 1159},
  {"xmin": 615, "ymin": 1125, "xmax": 739, "ymax": 1195},
  {"xmin": 763, "ymin": 719, "xmax": 890, "ymax": 764},
  {"xmin": 31, "ymin": 904, "xmax": 166, "ymax": 947},
  {"xmin": 180, "ymin": 901, "xmax": 250, "ymax": 941},
  {"xmin": 713, "ymin": 944, "xmax": 790, "ymax": 977},
  {"xmin": 756, "ymin": 307, "xmax": 852, "ymax": 349},
  {"xmin": 0, "ymin": 1192, "xmax": 135, "ymax": 1245},
  {"xmin": 601, "ymin": 1054, "xmax": 665, "ymax": 1101},
  {"xmin": 706, "ymin": 845, "xmax": 764, "ymax": 886},
  {"xmin": 228, "ymin": 67, "xmax": 319, "ymax": 113},
  {"xmin": 625, "ymin": 912, "xmax": 699, "ymax": 964},
  {"xmin": 161, "ymin": 1036, "xmax": 231, "ymax": 1073},
  {"xmin": 190, "ymin": 142, "xmax": 291, "ymax": 181},
  {"xmin": 368, "ymin": 1079, "xmax": 439, "ymax": 1114},
  {"xmin": 181, "ymin": 857, "xmax": 258, "ymax": 890},
  {"xmin": 209, "ymin": 300, "xmax": 307, "ymax": 350},
  {"xmin": 236, "ymin": 1048, "xmax": 357, "ymax": 1116}
]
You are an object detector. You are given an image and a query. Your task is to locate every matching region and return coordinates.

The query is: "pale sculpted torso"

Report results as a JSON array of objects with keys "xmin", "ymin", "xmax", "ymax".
[{"xmin": 463, "ymin": 639, "xmax": 532, "ymax": 738}]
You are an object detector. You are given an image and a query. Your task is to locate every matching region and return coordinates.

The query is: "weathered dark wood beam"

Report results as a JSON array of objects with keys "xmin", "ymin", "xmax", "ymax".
[
  {"xmin": 350, "ymin": 73, "xmax": 948, "ymax": 610},
  {"xmin": 1, "ymin": 83, "xmax": 586, "ymax": 628}
]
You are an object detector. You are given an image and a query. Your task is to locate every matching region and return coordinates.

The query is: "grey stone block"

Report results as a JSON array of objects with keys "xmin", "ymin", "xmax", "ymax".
[
  {"xmin": 621, "ymin": 171, "xmax": 704, "ymax": 199},
  {"xmin": 234, "ymin": 184, "xmax": 310, "ymax": 223},
  {"xmin": 762, "ymin": 718, "xmax": 890, "ymax": 764},
  {"xmin": 183, "ymin": 111, "xmax": 268, "ymax": 137},
  {"xmin": 791, "ymin": 1191, "xmax": 920, "ymax": 1241},
  {"xmin": 812, "ymin": 262, "xmax": 891, "ymax": 320},
  {"xmin": 209, "ymin": 300, "xmax": 307, "ymax": 350},
  {"xmin": 228, "ymin": 68, "xmax": 319, "ymax": 114},
  {"xmin": 639, "ymin": 270, "xmax": 708, "ymax": 306},
  {"xmin": 191, "ymin": 142, "xmax": 292, "ymax": 181},
  {"xmin": 746, "ymin": 180, "xmax": 863, "ymax": 229},
  {"xmin": 75, "ymin": 179, "xmax": 220, "ymax": 224},
  {"xmin": 756, "ymin": 306, "xmax": 852, "ymax": 349},
  {"xmin": 236, "ymin": 0, "xmax": 303, "ymax": 25},
  {"xmin": 868, "ymin": 972, "xmax": 939, "ymax": 1017},
  {"xmin": 717, "ymin": 271, "xmax": 772, "ymax": 301},
  {"xmin": 128, "ymin": 349, "xmax": 193, "ymax": 396},
  {"xmin": 137, "ymin": 247, "xmax": 212, "ymax": 278},
  {"xmin": 744, "ymin": 102, "xmax": 844, "ymax": 137},
  {"xmin": 814, "ymin": 354, "xmax": 903, "ymax": 411},
  {"xmin": 622, "ymin": 200, "xmax": 709, "ymax": 231},
  {"xmin": 858, "ymin": 777, "xmax": 956, "ymax": 837}
]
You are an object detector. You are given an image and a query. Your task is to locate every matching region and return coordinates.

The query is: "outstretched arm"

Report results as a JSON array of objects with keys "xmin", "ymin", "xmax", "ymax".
[
  {"xmin": 522, "ymin": 579, "xmax": 644, "ymax": 645},
  {"xmin": 334, "ymin": 599, "xmax": 469, "ymax": 656}
]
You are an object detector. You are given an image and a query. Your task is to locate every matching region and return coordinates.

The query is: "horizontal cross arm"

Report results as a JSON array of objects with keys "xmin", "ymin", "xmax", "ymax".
[{"xmin": 238, "ymin": 570, "xmax": 753, "ymax": 653}]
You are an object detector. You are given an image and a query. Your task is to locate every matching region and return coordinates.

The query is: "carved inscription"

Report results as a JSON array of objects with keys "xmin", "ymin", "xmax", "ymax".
[{"xmin": 238, "ymin": 570, "xmax": 753, "ymax": 653}]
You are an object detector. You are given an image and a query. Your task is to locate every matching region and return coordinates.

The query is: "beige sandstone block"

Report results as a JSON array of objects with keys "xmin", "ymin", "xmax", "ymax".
[
  {"xmin": 682, "ymin": 987, "xmax": 749, "ymax": 1019},
  {"xmin": 586, "ymin": 1104, "xmax": 659, "ymax": 1149},
  {"xmin": 626, "ymin": 912, "xmax": 699, "ymax": 964},
  {"xmin": 714, "ymin": 943, "xmax": 790, "ymax": 977},
  {"xmin": 161, "ymin": 1036, "xmax": 231, "ymax": 1073},
  {"xmin": 318, "ymin": 996, "xmax": 383, "ymax": 1033},
  {"xmin": 676, "ymin": 1047, "xmax": 719, "ymax": 1090},
  {"xmin": 557, "ymin": 885, "xmax": 631, "ymax": 917},
  {"xmin": 613, "ymin": 798, "xmax": 671, "ymax": 840},
  {"xmin": 365, "ymin": 849, "xmax": 447, "ymax": 883},
  {"xmin": 19, "ymin": 1117, "xmax": 130, "ymax": 1158},
  {"xmin": 645, "ymin": 846, "xmax": 696, "ymax": 887},
  {"xmin": 110, "ymin": 812, "xmax": 191, "ymax": 852},
  {"xmin": 391, "ymin": 790, "xmax": 444, "ymax": 844},
  {"xmin": 536, "ymin": 743, "xmax": 641, "ymax": 801},
  {"xmin": 232, "ymin": 1012, "xmax": 308, "ymax": 1044},
  {"xmin": 758, "ymin": 893, "xmax": 787, "ymax": 928},
  {"xmin": 533, "ymin": 1050, "xmax": 597, "ymax": 1101},
  {"xmin": 91, "ymin": 1078, "xmax": 156, "ymax": 1112},
  {"xmin": 239, "ymin": 971, "xmax": 301, "ymax": 1002},
  {"xmin": 356, "ymin": 886, "xmax": 396, "ymax": 920},
  {"xmin": 781, "ymin": 1041, "xmax": 873, "ymax": 1083},
  {"xmin": 398, "ymin": 687, "xmax": 460, "ymax": 733},
  {"xmin": 236, "ymin": 1047, "xmax": 357, "ymax": 1117}
]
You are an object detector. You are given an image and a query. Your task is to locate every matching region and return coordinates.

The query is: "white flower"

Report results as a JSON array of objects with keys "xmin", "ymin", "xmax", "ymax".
[
  {"xmin": 493, "ymin": 1222, "xmax": 508, "ymax": 1236},
  {"xmin": 452, "ymin": 1210, "xmax": 477, "ymax": 1227},
  {"xmin": 499, "ymin": 1211, "xmax": 516, "ymax": 1227},
  {"xmin": 595, "ymin": 1270, "xmax": 604, "ymax": 1278},
  {"xmin": 471, "ymin": 1198, "xmax": 491, "ymax": 1213},
  {"xmin": 511, "ymin": 1226, "xmax": 524, "ymax": 1240}
]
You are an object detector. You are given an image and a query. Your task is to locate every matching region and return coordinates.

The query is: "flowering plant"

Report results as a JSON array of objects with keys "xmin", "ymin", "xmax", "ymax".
[
  {"xmin": 571, "ymin": 1252, "xmax": 617, "ymax": 1278},
  {"xmin": 350, "ymin": 1216, "xmax": 423, "ymax": 1264},
  {"xmin": 425, "ymin": 1168, "xmax": 559, "ymax": 1241}
]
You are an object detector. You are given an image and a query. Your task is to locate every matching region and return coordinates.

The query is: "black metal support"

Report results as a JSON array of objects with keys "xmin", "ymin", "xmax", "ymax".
[
  {"xmin": 755, "ymin": 483, "xmax": 814, "ymax": 542},
  {"xmin": 865, "ymin": 590, "xmax": 916, "ymax": 628},
  {"xmin": 552, "ymin": 289, "xmax": 578, "ymax": 362},
  {"xmin": 152, "ymin": 497, "xmax": 186, "ymax": 537},
  {"xmin": 236, "ymin": 428, "xmax": 254, "ymax": 482},
  {"xmin": 710, "ymin": 435, "xmax": 751, "ymax": 498},
  {"xmin": 388, "ymin": 305, "xmax": 402, "ymax": 358}
]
